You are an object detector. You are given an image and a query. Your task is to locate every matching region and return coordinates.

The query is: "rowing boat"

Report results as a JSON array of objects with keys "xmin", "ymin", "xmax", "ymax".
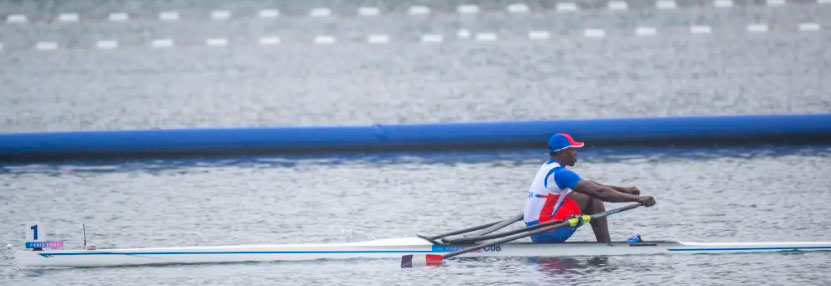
[
  {"xmin": 14, "ymin": 237, "xmax": 831, "ymax": 267},
  {"xmin": 15, "ymin": 205, "xmax": 831, "ymax": 267}
]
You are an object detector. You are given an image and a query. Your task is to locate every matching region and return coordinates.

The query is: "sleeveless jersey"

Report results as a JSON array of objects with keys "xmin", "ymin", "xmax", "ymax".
[{"xmin": 523, "ymin": 161, "xmax": 582, "ymax": 224}]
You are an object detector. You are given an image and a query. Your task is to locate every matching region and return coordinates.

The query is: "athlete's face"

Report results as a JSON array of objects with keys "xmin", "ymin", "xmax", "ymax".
[
  {"xmin": 567, "ymin": 148, "xmax": 577, "ymax": 166},
  {"xmin": 556, "ymin": 148, "xmax": 578, "ymax": 166},
  {"xmin": 564, "ymin": 148, "xmax": 578, "ymax": 166}
]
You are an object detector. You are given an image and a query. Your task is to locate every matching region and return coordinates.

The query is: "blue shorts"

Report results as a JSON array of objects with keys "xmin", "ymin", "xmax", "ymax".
[{"xmin": 525, "ymin": 221, "xmax": 578, "ymax": 243}]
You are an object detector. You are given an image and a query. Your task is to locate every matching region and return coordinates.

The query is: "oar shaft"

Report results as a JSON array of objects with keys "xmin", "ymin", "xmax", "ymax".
[
  {"xmin": 442, "ymin": 221, "xmax": 570, "ymax": 259},
  {"xmin": 444, "ymin": 203, "xmax": 643, "ymax": 244},
  {"xmin": 441, "ymin": 213, "xmax": 523, "ymax": 243},
  {"xmin": 463, "ymin": 213, "xmax": 523, "ymax": 238},
  {"xmin": 443, "ymin": 217, "xmax": 566, "ymax": 244},
  {"xmin": 443, "ymin": 225, "xmax": 548, "ymax": 244},
  {"xmin": 442, "ymin": 203, "xmax": 642, "ymax": 259},
  {"xmin": 423, "ymin": 220, "xmax": 502, "ymax": 241}
]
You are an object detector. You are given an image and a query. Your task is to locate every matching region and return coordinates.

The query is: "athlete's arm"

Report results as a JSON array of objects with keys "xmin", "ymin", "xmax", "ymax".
[
  {"xmin": 599, "ymin": 184, "xmax": 640, "ymax": 195},
  {"xmin": 573, "ymin": 180, "xmax": 656, "ymax": 206}
]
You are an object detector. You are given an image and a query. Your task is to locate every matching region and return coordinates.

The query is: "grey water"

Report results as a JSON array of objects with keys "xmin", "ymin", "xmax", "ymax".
[{"xmin": 2, "ymin": 0, "xmax": 831, "ymax": 285}]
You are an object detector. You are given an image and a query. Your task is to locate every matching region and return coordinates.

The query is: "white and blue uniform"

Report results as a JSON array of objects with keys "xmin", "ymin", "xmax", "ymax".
[{"xmin": 523, "ymin": 160, "xmax": 583, "ymax": 243}]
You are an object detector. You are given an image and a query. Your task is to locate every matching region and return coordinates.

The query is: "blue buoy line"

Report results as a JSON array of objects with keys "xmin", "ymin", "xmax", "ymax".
[{"xmin": 0, "ymin": 114, "xmax": 829, "ymax": 162}]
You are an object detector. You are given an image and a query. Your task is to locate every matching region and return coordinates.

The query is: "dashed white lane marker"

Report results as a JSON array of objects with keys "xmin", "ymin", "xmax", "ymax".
[
  {"xmin": 457, "ymin": 29, "xmax": 472, "ymax": 39},
  {"xmin": 259, "ymin": 37, "xmax": 281, "ymax": 45},
  {"xmin": 310, "ymin": 8, "xmax": 331, "ymax": 17},
  {"xmin": 206, "ymin": 38, "xmax": 228, "ymax": 46},
  {"xmin": 714, "ymin": 0, "xmax": 734, "ymax": 7},
  {"xmin": 358, "ymin": 7, "xmax": 380, "ymax": 16},
  {"xmin": 159, "ymin": 11, "xmax": 179, "ymax": 21},
  {"xmin": 528, "ymin": 30, "xmax": 551, "ymax": 40},
  {"xmin": 421, "ymin": 34, "xmax": 443, "ymax": 43},
  {"xmin": 507, "ymin": 3, "xmax": 530, "ymax": 13},
  {"xmin": 690, "ymin": 25, "xmax": 712, "ymax": 34},
  {"xmin": 798, "ymin": 22, "xmax": 820, "ymax": 31},
  {"xmin": 475, "ymin": 32, "xmax": 497, "ymax": 41},
  {"xmin": 635, "ymin": 27, "xmax": 657, "ymax": 36},
  {"xmin": 820, "ymin": 0, "xmax": 831, "ymax": 4},
  {"xmin": 96, "ymin": 40, "xmax": 118, "ymax": 49},
  {"xmin": 313, "ymin": 35, "xmax": 336, "ymax": 44},
  {"xmin": 367, "ymin": 34, "xmax": 389, "ymax": 43},
  {"xmin": 35, "ymin": 41, "xmax": 58, "ymax": 50},
  {"xmin": 557, "ymin": 2, "xmax": 578, "ymax": 12},
  {"xmin": 457, "ymin": 4, "xmax": 480, "ymax": 14},
  {"xmin": 608, "ymin": 1, "xmax": 629, "ymax": 10},
  {"xmin": 57, "ymin": 13, "xmax": 79, "ymax": 22},
  {"xmin": 583, "ymin": 29, "xmax": 605, "ymax": 38},
  {"xmin": 259, "ymin": 9, "xmax": 280, "ymax": 18},
  {"xmin": 6, "ymin": 14, "xmax": 27, "ymax": 23},
  {"xmin": 408, "ymin": 5, "xmax": 431, "ymax": 15},
  {"xmin": 747, "ymin": 24, "xmax": 768, "ymax": 33},
  {"xmin": 211, "ymin": 10, "xmax": 231, "ymax": 20},
  {"xmin": 766, "ymin": 0, "xmax": 786, "ymax": 6},
  {"xmin": 151, "ymin": 39, "xmax": 174, "ymax": 47},
  {"xmin": 108, "ymin": 12, "xmax": 129, "ymax": 22},
  {"xmin": 656, "ymin": 0, "xmax": 677, "ymax": 9},
  {"xmin": 0, "ymin": 43, "xmax": 3, "ymax": 51}
]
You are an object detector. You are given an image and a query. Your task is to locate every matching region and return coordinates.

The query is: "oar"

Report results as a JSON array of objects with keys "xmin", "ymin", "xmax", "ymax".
[
  {"xmin": 416, "ymin": 213, "xmax": 522, "ymax": 244},
  {"xmin": 440, "ymin": 213, "xmax": 523, "ymax": 243},
  {"xmin": 443, "ymin": 220, "xmax": 560, "ymax": 244},
  {"xmin": 401, "ymin": 203, "xmax": 642, "ymax": 268},
  {"xmin": 442, "ymin": 212, "xmax": 584, "ymax": 244}
]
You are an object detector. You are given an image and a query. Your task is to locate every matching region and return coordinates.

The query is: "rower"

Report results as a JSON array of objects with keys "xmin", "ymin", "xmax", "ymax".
[{"xmin": 524, "ymin": 133, "xmax": 656, "ymax": 243}]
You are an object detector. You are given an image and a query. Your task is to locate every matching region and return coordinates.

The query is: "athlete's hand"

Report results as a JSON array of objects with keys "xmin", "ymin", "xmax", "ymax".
[
  {"xmin": 625, "ymin": 187, "xmax": 641, "ymax": 195},
  {"xmin": 637, "ymin": 196, "xmax": 656, "ymax": 207}
]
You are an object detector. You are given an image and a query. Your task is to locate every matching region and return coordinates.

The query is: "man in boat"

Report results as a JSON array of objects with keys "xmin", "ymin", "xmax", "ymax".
[{"xmin": 524, "ymin": 133, "xmax": 656, "ymax": 243}]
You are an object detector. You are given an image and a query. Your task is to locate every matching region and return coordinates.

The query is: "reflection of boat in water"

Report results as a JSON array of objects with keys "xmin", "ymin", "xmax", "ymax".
[{"xmin": 531, "ymin": 256, "xmax": 611, "ymax": 273}]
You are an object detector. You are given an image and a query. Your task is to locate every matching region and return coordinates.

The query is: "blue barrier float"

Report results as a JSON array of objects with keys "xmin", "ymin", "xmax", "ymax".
[{"xmin": 1, "ymin": 114, "xmax": 829, "ymax": 162}]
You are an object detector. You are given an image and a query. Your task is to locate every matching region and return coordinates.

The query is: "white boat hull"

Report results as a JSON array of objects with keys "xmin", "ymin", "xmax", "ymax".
[{"xmin": 14, "ymin": 237, "xmax": 831, "ymax": 267}]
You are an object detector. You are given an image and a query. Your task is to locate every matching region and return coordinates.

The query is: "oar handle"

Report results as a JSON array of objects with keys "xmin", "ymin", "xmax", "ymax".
[{"xmin": 441, "ymin": 203, "xmax": 642, "ymax": 259}]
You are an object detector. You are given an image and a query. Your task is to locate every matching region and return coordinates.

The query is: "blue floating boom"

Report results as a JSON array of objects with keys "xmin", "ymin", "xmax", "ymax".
[{"xmin": 0, "ymin": 114, "xmax": 829, "ymax": 161}]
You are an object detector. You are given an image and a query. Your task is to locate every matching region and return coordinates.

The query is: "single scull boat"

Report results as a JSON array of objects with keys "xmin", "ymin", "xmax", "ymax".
[
  {"xmin": 14, "ymin": 238, "xmax": 831, "ymax": 268},
  {"xmin": 15, "ymin": 204, "xmax": 831, "ymax": 268}
]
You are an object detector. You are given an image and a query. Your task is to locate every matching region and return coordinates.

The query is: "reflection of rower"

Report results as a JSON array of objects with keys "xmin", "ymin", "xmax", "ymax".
[{"xmin": 524, "ymin": 133, "xmax": 656, "ymax": 243}]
